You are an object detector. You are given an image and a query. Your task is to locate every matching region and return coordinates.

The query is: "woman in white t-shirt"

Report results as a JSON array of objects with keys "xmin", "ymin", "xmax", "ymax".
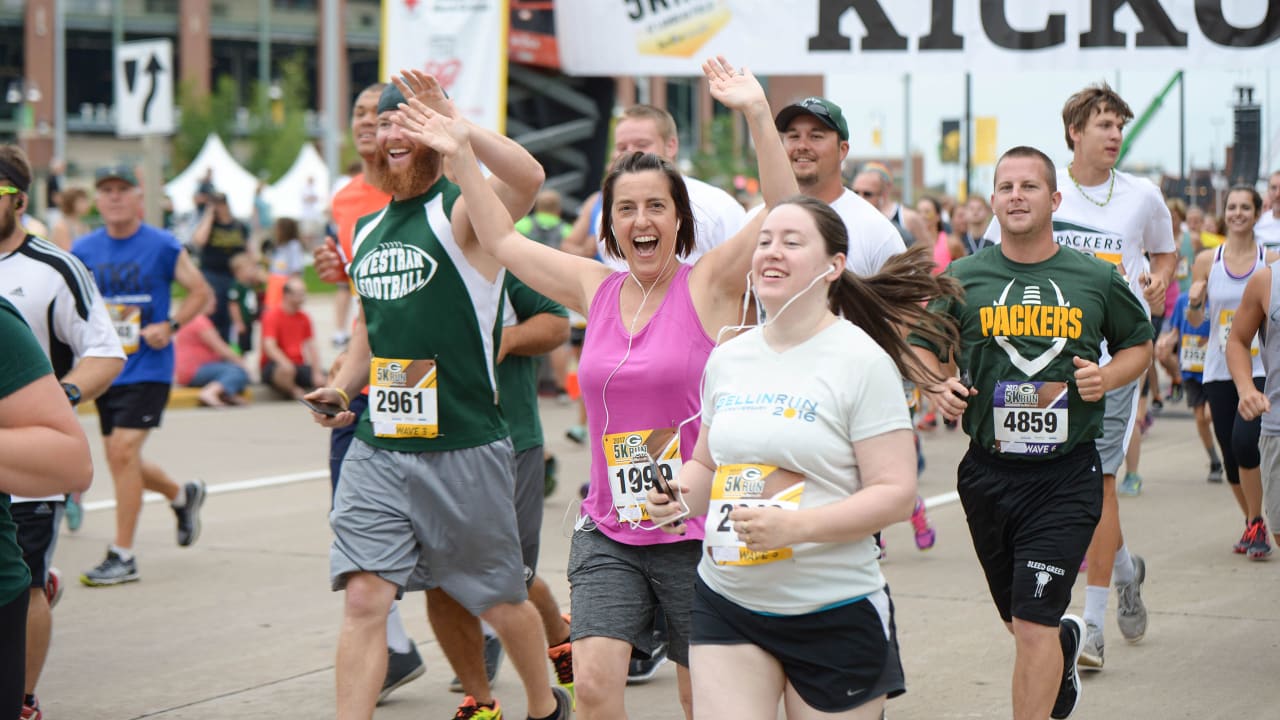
[{"xmin": 648, "ymin": 195, "xmax": 959, "ymax": 719}]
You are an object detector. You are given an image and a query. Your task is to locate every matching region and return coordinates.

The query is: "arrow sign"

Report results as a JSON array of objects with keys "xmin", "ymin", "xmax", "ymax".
[{"xmin": 114, "ymin": 39, "xmax": 174, "ymax": 138}]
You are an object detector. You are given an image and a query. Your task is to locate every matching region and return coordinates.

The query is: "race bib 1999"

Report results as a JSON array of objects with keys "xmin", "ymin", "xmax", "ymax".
[{"xmin": 602, "ymin": 428, "xmax": 682, "ymax": 524}]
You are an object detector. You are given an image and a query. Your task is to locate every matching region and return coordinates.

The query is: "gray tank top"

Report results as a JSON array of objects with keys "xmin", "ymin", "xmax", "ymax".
[{"xmin": 1262, "ymin": 260, "xmax": 1280, "ymax": 435}]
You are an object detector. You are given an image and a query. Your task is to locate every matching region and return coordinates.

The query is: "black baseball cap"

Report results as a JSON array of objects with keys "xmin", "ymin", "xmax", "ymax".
[
  {"xmin": 95, "ymin": 165, "xmax": 139, "ymax": 187},
  {"xmin": 775, "ymin": 97, "xmax": 850, "ymax": 141}
]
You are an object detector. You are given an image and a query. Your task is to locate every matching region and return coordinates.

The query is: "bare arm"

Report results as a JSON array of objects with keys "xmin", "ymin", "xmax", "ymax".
[
  {"xmin": 190, "ymin": 209, "xmax": 214, "ymax": 249},
  {"xmin": 0, "ymin": 373, "xmax": 93, "ymax": 496},
  {"xmin": 304, "ymin": 306, "xmax": 371, "ymax": 428},
  {"xmin": 1144, "ymin": 251, "xmax": 1177, "ymax": 307},
  {"xmin": 140, "ymin": 250, "xmax": 211, "ymax": 350},
  {"xmin": 60, "ymin": 356, "xmax": 124, "ymax": 403},
  {"xmin": 195, "ymin": 323, "xmax": 243, "ymax": 364},
  {"xmin": 499, "ymin": 312, "xmax": 570, "ymax": 363},
  {"xmin": 648, "ymin": 423, "xmax": 716, "ymax": 527},
  {"xmin": 1230, "ymin": 267, "xmax": 1270, "ymax": 420},
  {"xmin": 561, "ymin": 192, "xmax": 601, "ymax": 258},
  {"xmin": 912, "ymin": 345, "xmax": 973, "ymax": 422},
  {"xmin": 903, "ymin": 208, "xmax": 930, "ymax": 246},
  {"xmin": 1186, "ymin": 249, "xmax": 1213, "ymax": 327}
]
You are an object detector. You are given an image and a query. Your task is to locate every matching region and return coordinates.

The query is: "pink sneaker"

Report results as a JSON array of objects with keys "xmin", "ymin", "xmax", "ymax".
[{"xmin": 911, "ymin": 497, "xmax": 936, "ymax": 550}]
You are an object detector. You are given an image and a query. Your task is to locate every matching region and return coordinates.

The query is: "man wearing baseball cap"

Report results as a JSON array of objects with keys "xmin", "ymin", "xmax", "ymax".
[
  {"xmin": 72, "ymin": 164, "xmax": 214, "ymax": 586},
  {"xmin": 764, "ymin": 96, "xmax": 905, "ymax": 276}
]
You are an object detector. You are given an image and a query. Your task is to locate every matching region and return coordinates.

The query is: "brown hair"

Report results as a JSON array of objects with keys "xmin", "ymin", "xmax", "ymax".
[
  {"xmin": 275, "ymin": 217, "xmax": 300, "ymax": 244},
  {"xmin": 995, "ymin": 146, "xmax": 1058, "ymax": 194},
  {"xmin": 777, "ymin": 195, "xmax": 961, "ymax": 384},
  {"xmin": 1227, "ymin": 185, "xmax": 1263, "ymax": 220},
  {"xmin": 599, "ymin": 152, "xmax": 695, "ymax": 261},
  {"xmin": 58, "ymin": 186, "xmax": 88, "ymax": 215},
  {"xmin": 1062, "ymin": 82, "xmax": 1133, "ymax": 151},
  {"xmin": 0, "ymin": 145, "xmax": 32, "ymax": 195},
  {"xmin": 619, "ymin": 105, "xmax": 678, "ymax": 145}
]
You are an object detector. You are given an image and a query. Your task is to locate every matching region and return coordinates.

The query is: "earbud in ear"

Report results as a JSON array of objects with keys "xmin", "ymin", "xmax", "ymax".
[
  {"xmin": 827, "ymin": 263, "xmax": 836, "ymax": 274},
  {"xmin": 675, "ymin": 219, "xmax": 682, "ymax": 232}
]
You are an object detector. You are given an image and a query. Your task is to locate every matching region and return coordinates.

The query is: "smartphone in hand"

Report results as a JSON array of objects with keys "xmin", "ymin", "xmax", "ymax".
[
  {"xmin": 299, "ymin": 398, "xmax": 346, "ymax": 417},
  {"xmin": 635, "ymin": 447, "xmax": 689, "ymax": 528}
]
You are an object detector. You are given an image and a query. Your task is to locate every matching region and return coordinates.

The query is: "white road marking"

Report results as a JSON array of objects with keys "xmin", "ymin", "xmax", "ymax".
[{"xmin": 82, "ymin": 470, "xmax": 329, "ymax": 512}]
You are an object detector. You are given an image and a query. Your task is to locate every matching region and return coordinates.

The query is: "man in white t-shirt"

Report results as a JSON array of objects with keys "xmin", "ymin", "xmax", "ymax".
[
  {"xmin": 585, "ymin": 104, "xmax": 746, "ymax": 271},
  {"xmin": 1255, "ymin": 171, "xmax": 1280, "ymax": 250},
  {"xmin": 764, "ymin": 98, "xmax": 905, "ymax": 276},
  {"xmin": 988, "ymin": 84, "xmax": 1175, "ymax": 675}
]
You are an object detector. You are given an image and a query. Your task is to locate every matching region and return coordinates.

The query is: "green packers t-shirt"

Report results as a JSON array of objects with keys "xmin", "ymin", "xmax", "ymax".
[
  {"xmin": 498, "ymin": 274, "xmax": 568, "ymax": 453},
  {"xmin": 348, "ymin": 176, "xmax": 509, "ymax": 453},
  {"xmin": 0, "ymin": 296, "xmax": 52, "ymax": 604},
  {"xmin": 910, "ymin": 245, "xmax": 1152, "ymax": 459}
]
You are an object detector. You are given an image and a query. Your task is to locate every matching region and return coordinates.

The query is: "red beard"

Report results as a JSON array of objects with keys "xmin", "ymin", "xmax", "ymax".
[{"xmin": 366, "ymin": 145, "xmax": 442, "ymax": 198}]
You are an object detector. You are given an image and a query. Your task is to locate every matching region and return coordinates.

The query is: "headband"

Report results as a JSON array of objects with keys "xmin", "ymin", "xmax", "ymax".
[{"xmin": 0, "ymin": 157, "xmax": 29, "ymax": 193}]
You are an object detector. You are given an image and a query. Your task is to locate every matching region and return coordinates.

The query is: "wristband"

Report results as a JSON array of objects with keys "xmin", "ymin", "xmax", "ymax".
[
  {"xmin": 332, "ymin": 387, "xmax": 351, "ymax": 410},
  {"xmin": 169, "ymin": 319, "xmax": 181, "ymax": 332}
]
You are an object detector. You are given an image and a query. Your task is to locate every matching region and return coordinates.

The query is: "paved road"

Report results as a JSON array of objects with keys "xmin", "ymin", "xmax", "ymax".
[{"xmin": 34, "ymin": 393, "xmax": 1280, "ymax": 719}]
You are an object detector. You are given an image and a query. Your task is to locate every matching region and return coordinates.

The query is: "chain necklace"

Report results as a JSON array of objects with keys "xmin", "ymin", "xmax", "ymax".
[{"xmin": 1068, "ymin": 164, "xmax": 1115, "ymax": 207}]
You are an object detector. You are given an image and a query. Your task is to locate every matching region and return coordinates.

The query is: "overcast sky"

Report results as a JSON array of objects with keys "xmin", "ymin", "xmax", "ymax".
[{"xmin": 826, "ymin": 66, "xmax": 1277, "ymax": 198}]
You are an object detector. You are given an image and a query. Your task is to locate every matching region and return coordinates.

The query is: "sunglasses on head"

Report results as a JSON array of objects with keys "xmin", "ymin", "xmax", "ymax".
[
  {"xmin": 797, "ymin": 99, "xmax": 833, "ymax": 123},
  {"xmin": 0, "ymin": 186, "xmax": 19, "ymax": 197},
  {"xmin": 854, "ymin": 189, "xmax": 876, "ymax": 199}
]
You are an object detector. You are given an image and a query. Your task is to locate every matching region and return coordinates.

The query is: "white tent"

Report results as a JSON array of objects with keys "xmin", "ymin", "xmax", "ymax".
[
  {"xmin": 164, "ymin": 134, "xmax": 261, "ymax": 219},
  {"xmin": 264, "ymin": 143, "xmax": 330, "ymax": 221}
]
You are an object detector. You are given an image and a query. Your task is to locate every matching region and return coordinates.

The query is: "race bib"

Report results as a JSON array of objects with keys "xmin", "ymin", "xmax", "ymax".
[
  {"xmin": 107, "ymin": 304, "xmax": 141, "ymax": 354},
  {"xmin": 993, "ymin": 380, "xmax": 1069, "ymax": 455},
  {"xmin": 602, "ymin": 428, "xmax": 682, "ymax": 524},
  {"xmin": 1218, "ymin": 309, "xmax": 1259, "ymax": 356},
  {"xmin": 369, "ymin": 358, "xmax": 438, "ymax": 438},
  {"xmin": 706, "ymin": 464, "xmax": 805, "ymax": 566},
  {"xmin": 1180, "ymin": 335, "xmax": 1207, "ymax": 373}
]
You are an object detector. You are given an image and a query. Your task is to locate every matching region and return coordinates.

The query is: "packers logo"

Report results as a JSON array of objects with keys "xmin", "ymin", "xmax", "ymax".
[
  {"xmin": 1054, "ymin": 220, "xmax": 1124, "ymax": 269},
  {"xmin": 983, "ymin": 279, "xmax": 1081, "ymax": 376}
]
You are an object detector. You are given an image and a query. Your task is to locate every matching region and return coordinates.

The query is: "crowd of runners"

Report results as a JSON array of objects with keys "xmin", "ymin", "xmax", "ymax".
[{"xmin": 2, "ymin": 53, "xmax": 1279, "ymax": 720}]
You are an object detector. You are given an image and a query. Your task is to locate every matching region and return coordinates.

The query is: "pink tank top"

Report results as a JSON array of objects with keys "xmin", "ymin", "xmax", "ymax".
[
  {"xmin": 932, "ymin": 231, "xmax": 951, "ymax": 274},
  {"xmin": 579, "ymin": 264, "xmax": 714, "ymax": 544}
]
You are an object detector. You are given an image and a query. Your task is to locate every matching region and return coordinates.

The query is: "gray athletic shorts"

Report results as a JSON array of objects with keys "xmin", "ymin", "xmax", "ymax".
[
  {"xmin": 1258, "ymin": 435, "xmax": 1280, "ymax": 530},
  {"xmin": 1097, "ymin": 380, "xmax": 1140, "ymax": 477},
  {"xmin": 329, "ymin": 437, "xmax": 527, "ymax": 615},
  {"xmin": 567, "ymin": 527, "xmax": 700, "ymax": 666},
  {"xmin": 513, "ymin": 445, "xmax": 544, "ymax": 582}
]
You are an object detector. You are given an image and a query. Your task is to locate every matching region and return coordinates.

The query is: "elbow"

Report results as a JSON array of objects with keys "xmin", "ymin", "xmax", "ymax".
[{"xmin": 65, "ymin": 440, "xmax": 94, "ymax": 493}]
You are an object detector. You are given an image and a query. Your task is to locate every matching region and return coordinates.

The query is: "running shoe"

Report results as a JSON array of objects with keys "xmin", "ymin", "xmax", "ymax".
[
  {"xmin": 1051, "ymin": 615, "xmax": 1085, "ymax": 719},
  {"xmin": 1115, "ymin": 554, "xmax": 1147, "ymax": 642},
  {"xmin": 1150, "ymin": 397, "xmax": 1164, "ymax": 415},
  {"xmin": 548, "ymin": 641, "xmax": 575, "ymax": 708},
  {"xmin": 549, "ymin": 685, "xmax": 573, "ymax": 720},
  {"xmin": 20, "ymin": 695, "xmax": 41, "ymax": 720},
  {"xmin": 1248, "ymin": 518, "xmax": 1273, "ymax": 560},
  {"xmin": 452, "ymin": 696, "xmax": 501, "ymax": 720},
  {"xmin": 915, "ymin": 411, "xmax": 937, "ymax": 431},
  {"xmin": 910, "ymin": 496, "xmax": 936, "ymax": 550},
  {"xmin": 565, "ymin": 425, "xmax": 587, "ymax": 445},
  {"xmin": 544, "ymin": 455, "xmax": 558, "ymax": 498},
  {"xmin": 1234, "ymin": 521, "xmax": 1256, "ymax": 554},
  {"xmin": 65, "ymin": 492, "xmax": 83, "ymax": 532},
  {"xmin": 378, "ymin": 644, "xmax": 425, "ymax": 705},
  {"xmin": 80, "ymin": 548, "xmax": 139, "ymax": 587},
  {"xmin": 173, "ymin": 480, "xmax": 207, "ymax": 547},
  {"xmin": 1167, "ymin": 383, "xmax": 1183, "ymax": 403},
  {"xmin": 627, "ymin": 636, "xmax": 668, "ymax": 684},
  {"xmin": 44, "ymin": 567, "xmax": 63, "ymax": 609},
  {"xmin": 1117, "ymin": 472, "xmax": 1142, "ymax": 497},
  {"xmin": 1207, "ymin": 461, "xmax": 1224, "ymax": 484},
  {"xmin": 1078, "ymin": 622, "xmax": 1104, "ymax": 671},
  {"xmin": 449, "ymin": 633, "xmax": 504, "ymax": 693}
]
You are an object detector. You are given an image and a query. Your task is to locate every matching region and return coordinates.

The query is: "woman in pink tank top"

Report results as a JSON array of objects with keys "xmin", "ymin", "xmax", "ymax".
[{"xmin": 400, "ymin": 57, "xmax": 798, "ymax": 719}]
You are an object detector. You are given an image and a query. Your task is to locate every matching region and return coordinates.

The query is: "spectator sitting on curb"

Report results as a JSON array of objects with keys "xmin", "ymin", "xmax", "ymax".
[
  {"xmin": 260, "ymin": 276, "xmax": 323, "ymax": 399},
  {"xmin": 175, "ymin": 297, "xmax": 252, "ymax": 407}
]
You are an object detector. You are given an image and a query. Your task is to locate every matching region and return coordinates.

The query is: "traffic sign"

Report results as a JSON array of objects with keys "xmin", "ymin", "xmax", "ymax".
[{"xmin": 114, "ymin": 39, "xmax": 175, "ymax": 137}]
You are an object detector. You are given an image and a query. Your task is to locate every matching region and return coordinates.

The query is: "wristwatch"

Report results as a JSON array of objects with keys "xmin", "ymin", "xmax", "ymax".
[
  {"xmin": 170, "ymin": 318, "xmax": 181, "ymax": 332},
  {"xmin": 60, "ymin": 382, "xmax": 81, "ymax": 406}
]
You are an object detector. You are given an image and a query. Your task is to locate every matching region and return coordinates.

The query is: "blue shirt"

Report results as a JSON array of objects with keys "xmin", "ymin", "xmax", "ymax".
[
  {"xmin": 73, "ymin": 224, "xmax": 182, "ymax": 385},
  {"xmin": 1170, "ymin": 291, "xmax": 1210, "ymax": 382}
]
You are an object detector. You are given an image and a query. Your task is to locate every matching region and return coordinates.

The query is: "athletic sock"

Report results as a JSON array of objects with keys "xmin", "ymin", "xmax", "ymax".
[
  {"xmin": 386, "ymin": 602, "xmax": 413, "ymax": 654},
  {"xmin": 1113, "ymin": 544, "xmax": 1135, "ymax": 585},
  {"xmin": 170, "ymin": 484, "xmax": 188, "ymax": 508},
  {"xmin": 1208, "ymin": 445, "xmax": 1221, "ymax": 464},
  {"xmin": 481, "ymin": 619, "xmax": 498, "ymax": 640},
  {"xmin": 1083, "ymin": 585, "xmax": 1109, "ymax": 630},
  {"xmin": 110, "ymin": 544, "xmax": 135, "ymax": 562}
]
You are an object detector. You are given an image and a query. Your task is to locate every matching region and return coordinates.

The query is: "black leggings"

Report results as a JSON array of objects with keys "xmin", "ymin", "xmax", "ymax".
[
  {"xmin": 1203, "ymin": 378, "xmax": 1264, "ymax": 485},
  {"xmin": 0, "ymin": 589, "xmax": 28, "ymax": 717}
]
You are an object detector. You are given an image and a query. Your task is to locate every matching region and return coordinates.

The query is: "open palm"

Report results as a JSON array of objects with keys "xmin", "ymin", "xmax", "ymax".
[
  {"xmin": 394, "ymin": 98, "xmax": 470, "ymax": 156},
  {"xmin": 393, "ymin": 69, "xmax": 458, "ymax": 120},
  {"xmin": 702, "ymin": 55, "xmax": 764, "ymax": 111}
]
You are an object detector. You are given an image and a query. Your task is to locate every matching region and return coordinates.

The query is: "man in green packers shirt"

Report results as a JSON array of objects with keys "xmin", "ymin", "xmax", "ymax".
[
  {"xmin": 304, "ymin": 74, "xmax": 569, "ymax": 720},
  {"xmin": 909, "ymin": 146, "xmax": 1152, "ymax": 720}
]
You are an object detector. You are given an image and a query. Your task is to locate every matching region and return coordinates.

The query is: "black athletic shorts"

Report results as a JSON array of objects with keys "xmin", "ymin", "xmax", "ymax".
[
  {"xmin": 262, "ymin": 361, "xmax": 316, "ymax": 390},
  {"xmin": 11, "ymin": 500, "xmax": 64, "ymax": 587},
  {"xmin": 95, "ymin": 382, "xmax": 170, "ymax": 435},
  {"xmin": 958, "ymin": 441, "xmax": 1102, "ymax": 627},
  {"xmin": 691, "ymin": 577, "xmax": 906, "ymax": 712},
  {"xmin": 1184, "ymin": 377, "xmax": 1207, "ymax": 409}
]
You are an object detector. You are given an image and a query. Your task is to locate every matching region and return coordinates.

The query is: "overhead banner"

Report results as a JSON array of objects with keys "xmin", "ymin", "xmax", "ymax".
[
  {"xmin": 381, "ymin": 0, "xmax": 509, "ymax": 133},
  {"xmin": 554, "ymin": 0, "xmax": 1280, "ymax": 76}
]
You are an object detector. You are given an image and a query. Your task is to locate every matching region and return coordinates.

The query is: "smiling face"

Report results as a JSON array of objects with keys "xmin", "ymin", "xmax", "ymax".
[
  {"xmin": 367, "ymin": 111, "xmax": 441, "ymax": 199},
  {"xmin": 753, "ymin": 203, "xmax": 841, "ymax": 314},
  {"xmin": 783, "ymin": 115, "xmax": 847, "ymax": 191},
  {"xmin": 992, "ymin": 155, "xmax": 1060, "ymax": 241},
  {"xmin": 1070, "ymin": 108, "xmax": 1125, "ymax": 173},
  {"xmin": 350, "ymin": 89, "xmax": 382, "ymax": 159},
  {"xmin": 1224, "ymin": 188, "xmax": 1261, "ymax": 236},
  {"xmin": 608, "ymin": 170, "xmax": 681, "ymax": 280}
]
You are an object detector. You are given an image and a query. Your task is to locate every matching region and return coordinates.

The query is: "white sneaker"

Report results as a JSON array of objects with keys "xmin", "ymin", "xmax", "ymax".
[
  {"xmin": 1115, "ymin": 554, "xmax": 1147, "ymax": 642},
  {"xmin": 1078, "ymin": 622, "xmax": 1104, "ymax": 671}
]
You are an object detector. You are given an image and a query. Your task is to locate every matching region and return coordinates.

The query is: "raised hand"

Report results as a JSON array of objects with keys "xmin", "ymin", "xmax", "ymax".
[
  {"xmin": 393, "ymin": 70, "xmax": 458, "ymax": 120},
  {"xmin": 392, "ymin": 97, "xmax": 470, "ymax": 157},
  {"xmin": 701, "ymin": 55, "xmax": 765, "ymax": 112}
]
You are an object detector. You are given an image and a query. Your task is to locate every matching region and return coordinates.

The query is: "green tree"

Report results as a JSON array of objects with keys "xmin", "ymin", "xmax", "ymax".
[
  {"xmin": 245, "ymin": 52, "xmax": 313, "ymax": 183},
  {"xmin": 691, "ymin": 113, "xmax": 755, "ymax": 194},
  {"xmin": 172, "ymin": 75, "xmax": 240, "ymax": 170}
]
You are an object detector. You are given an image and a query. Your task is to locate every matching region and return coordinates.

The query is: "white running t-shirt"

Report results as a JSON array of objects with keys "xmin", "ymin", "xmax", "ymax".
[{"xmin": 1255, "ymin": 212, "xmax": 1280, "ymax": 254}]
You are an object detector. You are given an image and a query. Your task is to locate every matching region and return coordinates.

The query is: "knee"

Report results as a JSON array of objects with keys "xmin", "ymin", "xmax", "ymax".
[
  {"xmin": 1011, "ymin": 618, "xmax": 1058, "ymax": 653},
  {"xmin": 104, "ymin": 435, "xmax": 141, "ymax": 469},
  {"xmin": 342, "ymin": 573, "xmax": 395, "ymax": 623},
  {"xmin": 572, "ymin": 653, "xmax": 622, "ymax": 712}
]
